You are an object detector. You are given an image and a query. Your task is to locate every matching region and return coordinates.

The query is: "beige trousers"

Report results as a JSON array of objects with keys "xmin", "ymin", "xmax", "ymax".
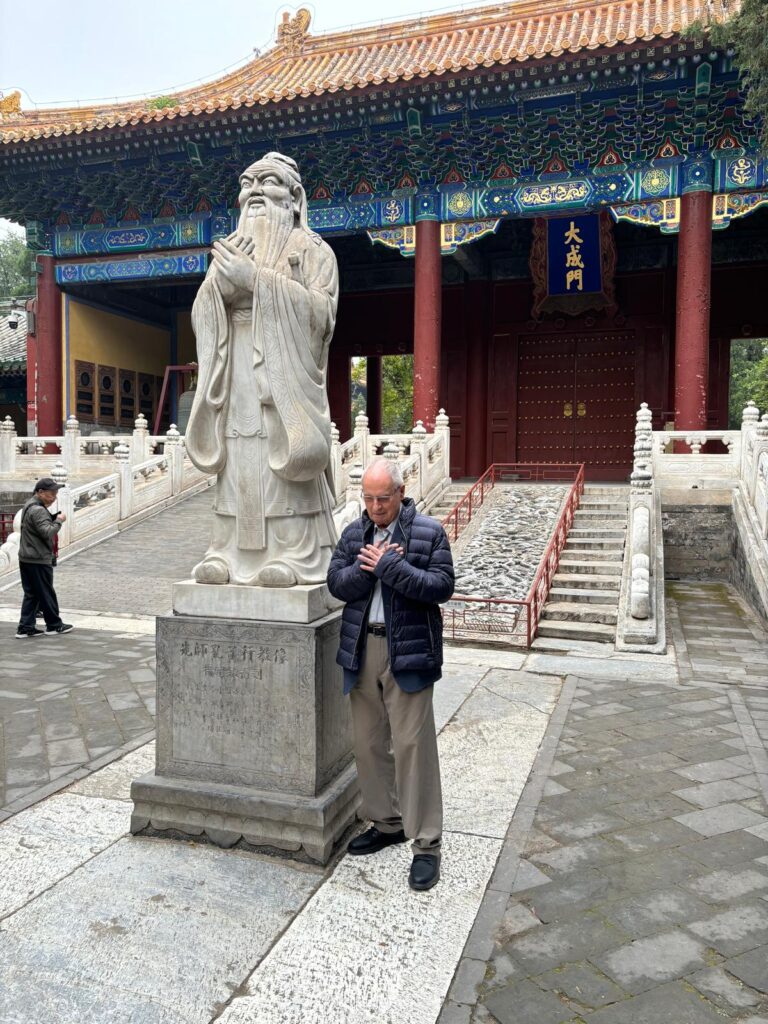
[{"xmin": 349, "ymin": 634, "xmax": 442, "ymax": 854}]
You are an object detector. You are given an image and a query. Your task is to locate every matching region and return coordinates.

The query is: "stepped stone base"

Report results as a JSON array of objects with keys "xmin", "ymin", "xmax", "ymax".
[
  {"xmin": 131, "ymin": 762, "xmax": 359, "ymax": 864},
  {"xmin": 130, "ymin": 606, "xmax": 359, "ymax": 864}
]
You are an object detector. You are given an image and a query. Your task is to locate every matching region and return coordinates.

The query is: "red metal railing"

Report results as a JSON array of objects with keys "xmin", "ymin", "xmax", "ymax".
[
  {"xmin": 441, "ymin": 463, "xmax": 585, "ymax": 647},
  {"xmin": 0, "ymin": 511, "xmax": 16, "ymax": 545},
  {"xmin": 442, "ymin": 462, "xmax": 583, "ymax": 542}
]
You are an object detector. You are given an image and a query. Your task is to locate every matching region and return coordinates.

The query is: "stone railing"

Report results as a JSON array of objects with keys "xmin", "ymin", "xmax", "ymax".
[
  {"xmin": 331, "ymin": 409, "xmax": 451, "ymax": 514},
  {"xmin": 0, "ymin": 413, "xmax": 179, "ymax": 480},
  {"xmin": 650, "ymin": 424, "xmax": 742, "ymax": 502},
  {"xmin": 0, "ymin": 409, "xmax": 453, "ymax": 577},
  {"xmin": 617, "ymin": 399, "xmax": 768, "ymax": 647},
  {"xmin": 616, "ymin": 402, "xmax": 666, "ymax": 652},
  {"xmin": 0, "ymin": 424, "xmax": 211, "ymax": 577}
]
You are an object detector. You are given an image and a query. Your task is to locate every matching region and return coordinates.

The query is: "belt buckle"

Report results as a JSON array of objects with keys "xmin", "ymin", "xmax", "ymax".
[{"xmin": 369, "ymin": 624, "xmax": 386, "ymax": 637}]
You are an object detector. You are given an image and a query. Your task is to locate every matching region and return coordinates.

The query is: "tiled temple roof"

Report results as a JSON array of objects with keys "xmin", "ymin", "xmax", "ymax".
[
  {"xmin": 0, "ymin": 318, "xmax": 26, "ymax": 373},
  {"xmin": 0, "ymin": 0, "xmax": 734, "ymax": 143}
]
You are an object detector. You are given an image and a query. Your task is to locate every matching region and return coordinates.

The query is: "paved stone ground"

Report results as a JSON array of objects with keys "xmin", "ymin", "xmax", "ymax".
[
  {"xmin": 0, "ymin": 488, "xmax": 212, "ymax": 618},
  {"xmin": 0, "ymin": 490, "xmax": 211, "ymax": 818},
  {"xmin": 441, "ymin": 581, "xmax": 768, "ymax": 1024},
  {"xmin": 0, "ymin": 629, "xmax": 155, "ymax": 818}
]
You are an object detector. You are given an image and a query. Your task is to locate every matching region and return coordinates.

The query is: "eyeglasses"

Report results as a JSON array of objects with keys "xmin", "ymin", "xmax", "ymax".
[{"xmin": 362, "ymin": 492, "xmax": 399, "ymax": 504}]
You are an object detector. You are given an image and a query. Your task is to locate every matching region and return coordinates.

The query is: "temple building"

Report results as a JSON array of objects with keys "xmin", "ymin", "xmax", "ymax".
[{"xmin": 1, "ymin": 0, "xmax": 766, "ymax": 480}]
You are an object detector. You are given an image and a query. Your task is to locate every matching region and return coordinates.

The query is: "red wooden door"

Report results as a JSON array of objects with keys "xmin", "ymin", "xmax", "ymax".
[
  {"xmin": 574, "ymin": 330, "xmax": 636, "ymax": 479},
  {"xmin": 516, "ymin": 334, "xmax": 577, "ymax": 464},
  {"xmin": 516, "ymin": 330, "xmax": 636, "ymax": 479}
]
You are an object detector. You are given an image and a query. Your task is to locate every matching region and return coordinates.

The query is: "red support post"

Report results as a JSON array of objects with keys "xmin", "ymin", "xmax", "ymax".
[
  {"xmin": 413, "ymin": 219, "xmax": 442, "ymax": 430},
  {"xmin": 35, "ymin": 256, "xmax": 63, "ymax": 436},
  {"xmin": 674, "ymin": 190, "xmax": 712, "ymax": 431}
]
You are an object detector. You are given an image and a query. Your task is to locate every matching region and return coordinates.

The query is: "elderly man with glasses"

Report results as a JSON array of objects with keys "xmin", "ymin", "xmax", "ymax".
[{"xmin": 327, "ymin": 456, "xmax": 454, "ymax": 891}]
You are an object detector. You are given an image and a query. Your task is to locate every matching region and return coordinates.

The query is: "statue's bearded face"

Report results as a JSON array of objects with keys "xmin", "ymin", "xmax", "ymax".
[{"xmin": 238, "ymin": 166, "xmax": 294, "ymax": 224}]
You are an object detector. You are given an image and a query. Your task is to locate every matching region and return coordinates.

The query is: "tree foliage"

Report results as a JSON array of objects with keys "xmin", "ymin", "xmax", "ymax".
[
  {"xmin": 729, "ymin": 337, "xmax": 768, "ymax": 426},
  {"xmin": 348, "ymin": 355, "xmax": 414, "ymax": 435},
  {"xmin": 690, "ymin": 0, "xmax": 768, "ymax": 152},
  {"xmin": 0, "ymin": 229, "xmax": 31, "ymax": 299},
  {"xmin": 381, "ymin": 355, "xmax": 413, "ymax": 434}
]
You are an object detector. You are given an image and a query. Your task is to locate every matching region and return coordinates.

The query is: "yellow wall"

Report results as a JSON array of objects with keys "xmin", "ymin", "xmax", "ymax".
[
  {"xmin": 67, "ymin": 299, "xmax": 171, "ymax": 414},
  {"xmin": 176, "ymin": 311, "xmax": 197, "ymax": 365}
]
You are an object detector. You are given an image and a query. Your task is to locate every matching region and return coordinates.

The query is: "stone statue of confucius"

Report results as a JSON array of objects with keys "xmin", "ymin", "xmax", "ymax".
[{"xmin": 185, "ymin": 153, "xmax": 339, "ymax": 588}]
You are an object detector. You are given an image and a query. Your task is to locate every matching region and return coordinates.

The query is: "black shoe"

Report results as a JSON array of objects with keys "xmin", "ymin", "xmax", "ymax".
[
  {"xmin": 347, "ymin": 826, "xmax": 407, "ymax": 856},
  {"xmin": 409, "ymin": 853, "xmax": 440, "ymax": 891},
  {"xmin": 46, "ymin": 623, "xmax": 74, "ymax": 635},
  {"xmin": 15, "ymin": 627, "xmax": 45, "ymax": 639}
]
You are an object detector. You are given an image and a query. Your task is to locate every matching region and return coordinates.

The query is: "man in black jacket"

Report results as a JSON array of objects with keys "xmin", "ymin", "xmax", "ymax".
[
  {"xmin": 16, "ymin": 477, "xmax": 73, "ymax": 638},
  {"xmin": 327, "ymin": 457, "xmax": 454, "ymax": 891}
]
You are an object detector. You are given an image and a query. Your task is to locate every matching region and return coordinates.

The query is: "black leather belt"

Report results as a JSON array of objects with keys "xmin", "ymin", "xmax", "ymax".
[{"xmin": 367, "ymin": 624, "xmax": 387, "ymax": 637}]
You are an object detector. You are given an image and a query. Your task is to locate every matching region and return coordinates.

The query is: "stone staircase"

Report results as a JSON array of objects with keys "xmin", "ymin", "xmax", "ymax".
[
  {"xmin": 537, "ymin": 485, "xmax": 630, "ymax": 644},
  {"xmin": 426, "ymin": 481, "xmax": 474, "ymax": 520}
]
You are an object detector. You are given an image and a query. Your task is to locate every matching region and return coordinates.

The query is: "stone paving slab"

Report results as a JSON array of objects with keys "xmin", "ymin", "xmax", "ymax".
[
  {"xmin": 0, "ymin": 838, "xmax": 320, "ymax": 1024},
  {"xmin": 0, "ymin": 627, "xmax": 156, "ymax": 814},
  {"xmin": 0, "ymin": 627, "xmax": 557, "ymax": 1024},
  {"xmin": 438, "ymin": 581, "xmax": 768, "ymax": 1024},
  {"xmin": 0, "ymin": 488, "xmax": 212, "ymax": 617}
]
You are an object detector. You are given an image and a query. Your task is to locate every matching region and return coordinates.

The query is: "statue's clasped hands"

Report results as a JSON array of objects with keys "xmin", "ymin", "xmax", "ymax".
[
  {"xmin": 357, "ymin": 539, "xmax": 404, "ymax": 573},
  {"xmin": 212, "ymin": 235, "xmax": 256, "ymax": 298}
]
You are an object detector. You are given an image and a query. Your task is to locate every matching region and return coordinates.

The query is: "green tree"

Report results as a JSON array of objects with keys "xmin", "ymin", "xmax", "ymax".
[
  {"xmin": 688, "ymin": 0, "xmax": 768, "ymax": 152},
  {"xmin": 0, "ymin": 228, "xmax": 31, "ymax": 299},
  {"xmin": 740, "ymin": 351, "xmax": 768, "ymax": 417},
  {"xmin": 381, "ymin": 354, "xmax": 414, "ymax": 433},
  {"xmin": 729, "ymin": 338, "xmax": 766, "ymax": 426},
  {"xmin": 350, "ymin": 357, "xmax": 367, "ymax": 430}
]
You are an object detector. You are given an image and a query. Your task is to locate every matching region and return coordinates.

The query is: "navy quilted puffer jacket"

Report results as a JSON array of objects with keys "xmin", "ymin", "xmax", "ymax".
[{"xmin": 327, "ymin": 497, "xmax": 455, "ymax": 679}]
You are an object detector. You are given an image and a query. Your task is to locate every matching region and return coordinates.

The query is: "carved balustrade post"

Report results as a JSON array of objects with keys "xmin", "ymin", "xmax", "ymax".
[
  {"xmin": 740, "ymin": 401, "xmax": 761, "ymax": 485},
  {"xmin": 0, "ymin": 415, "xmax": 17, "ymax": 474},
  {"xmin": 629, "ymin": 403, "xmax": 654, "ymax": 621},
  {"xmin": 52, "ymin": 461, "xmax": 73, "ymax": 548},
  {"xmin": 114, "ymin": 443, "xmax": 132, "ymax": 520},
  {"xmin": 346, "ymin": 461, "xmax": 363, "ymax": 507},
  {"xmin": 435, "ymin": 408, "xmax": 451, "ymax": 482},
  {"xmin": 131, "ymin": 413, "xmax": 150, "ymax": 467},
  {"xmin": 165, "ymin": 424, "xmax": 184, "ymax": 494},
  {"xmin": 61, "ymin": 415, "xmax": 81, "ymax": 475},
  {"xmin": 354, "ymin": 412, "xmax": 370, "ymax": 469},
  {"xmin": 409, "ymin": 420, "xmax": 428, "ymax": 504},
  {"xmin": 329, "ymin": 421, "xmax": 342, "ymax": 506}
]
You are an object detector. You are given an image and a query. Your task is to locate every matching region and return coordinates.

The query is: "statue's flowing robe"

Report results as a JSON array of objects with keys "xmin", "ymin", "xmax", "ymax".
[{"xmin": 185, "ymin": 230, "xmax": 339, "ymax": 583}]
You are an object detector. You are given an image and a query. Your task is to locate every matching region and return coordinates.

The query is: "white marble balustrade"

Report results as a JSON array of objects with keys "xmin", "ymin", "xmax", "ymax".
[
  {"xmin": 332, "ymin": 409, "xmax": 451, "ymax": 513},
  {"xmin": 0, "ymin": 419, "xmax": 212, "ymax": 577}
]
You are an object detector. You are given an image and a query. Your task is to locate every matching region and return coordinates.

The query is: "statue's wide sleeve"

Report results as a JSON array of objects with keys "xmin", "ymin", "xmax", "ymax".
[
  {"xmin": 253, "ymin": 238, "xmax": 339, "ymax": 483},
  {"xmin": 185, "ymin": 272, "xmax": 230, "ymax": 475}
]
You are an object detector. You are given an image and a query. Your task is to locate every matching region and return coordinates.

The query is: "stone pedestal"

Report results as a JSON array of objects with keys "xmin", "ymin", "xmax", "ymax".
[{"xmin": 131, "ymin": 597, "xmax": 359, "ymax": 863}]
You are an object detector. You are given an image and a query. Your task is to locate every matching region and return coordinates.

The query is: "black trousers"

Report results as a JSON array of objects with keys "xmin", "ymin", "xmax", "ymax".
[{"xmin": 18, "ymin": 562, "xmax": 62, "ymax": 631}]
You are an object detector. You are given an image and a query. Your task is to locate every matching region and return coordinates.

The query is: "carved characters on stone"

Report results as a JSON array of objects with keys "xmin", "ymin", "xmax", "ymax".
[{"xmin": 185, "ymin": 153, "xmax": 339, "ymax": 588}]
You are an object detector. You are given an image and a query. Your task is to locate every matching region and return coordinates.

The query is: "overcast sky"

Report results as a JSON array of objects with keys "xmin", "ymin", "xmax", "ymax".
[
  {"xmin": 0, "ymin": 0, "xmax": 491, "ymax": 105},
  {"xmin": 0, "ymin": 0, "xmax": 492, "ymax": 233}
]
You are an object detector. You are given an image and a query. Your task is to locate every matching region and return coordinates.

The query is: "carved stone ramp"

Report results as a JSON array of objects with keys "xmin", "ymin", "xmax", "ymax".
[{"xmin": 538, "ymin": 486, "xmax": 630, "ymax": 645}]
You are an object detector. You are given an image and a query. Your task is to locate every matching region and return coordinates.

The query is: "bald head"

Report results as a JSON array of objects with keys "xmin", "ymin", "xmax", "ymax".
[{"xmin": 362, "ymin": 458, "xmax": 405, "ymax": 527}]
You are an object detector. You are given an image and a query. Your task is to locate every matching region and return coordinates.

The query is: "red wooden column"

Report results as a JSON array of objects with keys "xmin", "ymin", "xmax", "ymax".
[
  {"xmin": 413, "ymin": 219, "xmax": 442, "ymax": 430},
  {"xmin": 366, "ymin": 355, "xmax": 382, "ymax": 433},
  {"xmin": 328, "ymin": 346, "xmax": 352, "ymax": 440},
  {"xmin": 465, "ymin": 280, "xmax": 489, "ymax": 477},
  {"xmin": 674, "ymin": 189, "xmax": 712, "ymax": 431},
  {"xmin": 35, "ymin": 255, "xmax": 64, "ymax": 435}
]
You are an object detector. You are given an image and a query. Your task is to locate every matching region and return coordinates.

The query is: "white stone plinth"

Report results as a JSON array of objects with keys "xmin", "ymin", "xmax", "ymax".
[{"xmin": 173, "ymin": 579, "xmax": 341, "ymax": 624}]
